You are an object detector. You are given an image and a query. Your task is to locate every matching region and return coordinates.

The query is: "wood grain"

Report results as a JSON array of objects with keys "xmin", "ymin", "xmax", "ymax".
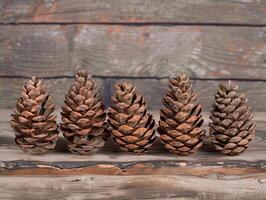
[
  {"xmin": 1, "ymin": 77, "xmax": 266, "ymax": 111},
  {"xmin": 0, "ymin": 0, "xmax": 266, "ymax": 25},
  {"xmin": 1, "ymin": 109, "xmax": 265, "ymax": 198},
  {"xmin": 0, "ymin": 25, "xmax": 266, "ymax": 79},
  {"xmin": 0, "ymin": 175, "xmax": 266, "ymax": 200},
  {"xmin": 1, "ymin": 1, "xmax": 266, "ymax": 199},
  {"xmin": 0, "ymin": 109, "xmax": 265, "ymax": 176}
]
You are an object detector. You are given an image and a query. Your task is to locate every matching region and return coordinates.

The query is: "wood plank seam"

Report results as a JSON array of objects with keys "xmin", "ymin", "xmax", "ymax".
[
  {"xmin": 1, "ymin": 22, "xmax": 266, "ymax": 27},
  {"xmin": 2, "ymin": 75, "xmax": 266, "ymax": 82}
]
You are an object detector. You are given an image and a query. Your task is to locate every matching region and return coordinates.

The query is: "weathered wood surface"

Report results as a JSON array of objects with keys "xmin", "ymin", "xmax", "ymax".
[
  {"xmin": 0, "ymin": 109, "xmax": 265, "ymax": 176},
  {"xmin": 1, "ymin": 77, "xmax": 266, "ymax": 111},
  {"xmin": 1, "ymin": 110, "xmax": 265, "ymax": 199},
  {"xmin": 1, "ymin": 1, "xmax": 266, "ymax": 199},
  {"xmin": 1, "ymin": 175, "xmax": 266, "ymax": 200},
  {"xmin": 0, "ymin": 0, "xmax": 266, "ymax": 25},
  {"xmin": 0, "ymin": 25, "xmax": 266, "ymax": 79}
]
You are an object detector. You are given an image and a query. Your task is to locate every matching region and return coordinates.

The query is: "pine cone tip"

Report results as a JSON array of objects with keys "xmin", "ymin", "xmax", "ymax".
[
  {"xmin": 219, "ymin": 81, "xmax": 239, "ymax": 92},
  {"xmin": 115, "ymin": 81, "xmax": 134, "ymax": 90},
  {"xmin": 76, "ymin": 69, "xmax": 92, "ymax": 79}
]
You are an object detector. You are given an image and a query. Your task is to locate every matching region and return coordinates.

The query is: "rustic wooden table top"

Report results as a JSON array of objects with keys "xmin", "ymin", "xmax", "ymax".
[{"xmin": 0, "ymin": 109, "xmax": 265, "ymax": 199}]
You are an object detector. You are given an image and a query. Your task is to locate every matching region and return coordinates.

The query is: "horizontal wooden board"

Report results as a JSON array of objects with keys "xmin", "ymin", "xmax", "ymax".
[
  {"xmin": 0, "ymin": 109, "xmax": 266, "ymax": 176},
  {"xmin": 1, "ymin": 175, "xmax": 266, "ymax": 200},
  {"xmin": 0, "ymin": 25, "xmax": 266, "ymax": 79},
  {"xmin": 1, "ymin": 109, "xmax": 265, "ymax": 199},
  {"xmin": 0, "ymin": 0, "xmax": 266, "ymax": 25},
  {"xmin": 1, "ymin": 77, "xmax": 266, "ymax": 112}
]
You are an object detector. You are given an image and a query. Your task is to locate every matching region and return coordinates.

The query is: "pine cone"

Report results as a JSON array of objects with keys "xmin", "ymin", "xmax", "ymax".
[
  {"xmin": 158, "ymin": 74, "xmax": 205, "ymax": 155},
  {"xmin": 108, "ymin": 82, "xmax": 156, "ymax": 153},
  {"xmin": 209, "ymin": 81, "xmax": 256, "ymax": 155},
  {"xmin": 60, "ymin": 70, "xmax": 107, "ymax": 154},
  {"xmin": 10, "ymin": 77, "xmax": 59, "ymax": 154}
]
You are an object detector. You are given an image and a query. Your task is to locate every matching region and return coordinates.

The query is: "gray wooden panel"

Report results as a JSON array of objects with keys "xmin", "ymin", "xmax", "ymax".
[
  {"xmin": 1, "ymin": 77, "xmax": 266, "ymax": 111},
  {"xmin": 0, "ymin": 25, "xmax": 266, "ymax": 79},
  {"xmin": 0, "ymin": 175, "xmax": 265, "ymax": 200},
  {"xmin": 0, "ymin": 0, "xmax": 266, "ymax": 24}
]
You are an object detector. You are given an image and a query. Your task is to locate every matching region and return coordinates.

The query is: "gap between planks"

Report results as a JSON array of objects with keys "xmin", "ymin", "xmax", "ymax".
[
  {"xmin": 1, "ymin": 22, "xmax": 266, "ymax": 27},
  {"xmin": 2, "ymin": 75, "xmax": 266, "ymax": 82}
]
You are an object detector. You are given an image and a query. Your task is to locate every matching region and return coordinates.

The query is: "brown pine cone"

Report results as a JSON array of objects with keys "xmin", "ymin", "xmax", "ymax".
[
  {"xmin": 158, "ymin": 74, "xmax": 205, "ymax": 155},
  {"xmin": 209, "ymin": 81, "xmax": 256, "ymax": 155},
  {"xmin": 108, "ymin": 82, "xmax": 156, "ymax": 153},
  {"xmin": 10, "ymin": 77, "xmax": 59, "ymax": 154},
  {"xmin": 60, "ymin": 70, "xmax": 107, "ymax": 154}
]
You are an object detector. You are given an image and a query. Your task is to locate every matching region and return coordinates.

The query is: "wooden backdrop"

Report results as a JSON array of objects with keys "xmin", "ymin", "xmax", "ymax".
[{"xmin": 0, "ymin": 0, "xmax": 266, "ymax": 112}]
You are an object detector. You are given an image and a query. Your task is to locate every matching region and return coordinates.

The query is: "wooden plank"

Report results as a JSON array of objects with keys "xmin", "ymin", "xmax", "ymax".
[
  {"xmin": 1, "ymin": 110, "xmax": 265, "ymax": 199},
  {"xmin": 0, "ymin": 175, "xmax": 266, "ymax": 200},
  {"xmin": 0, "ymin": 25, "xmax": 266, "ymax": 79},
  {"xmin": 0, "ymin": 0, "xmax": 266, "ymax": 25},
  {"xmin": 1, "ymin": 77, "xmax": 266, "ymax": 111},
  {"xmin": 0, "ymin": 109, "xmax": 265, "ymax": 176}
]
